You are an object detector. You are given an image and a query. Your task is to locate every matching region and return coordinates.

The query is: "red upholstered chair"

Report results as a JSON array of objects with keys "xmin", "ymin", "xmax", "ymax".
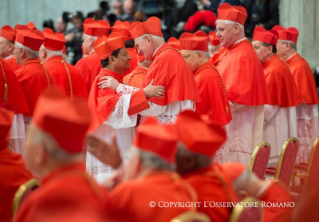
[
  {"xmin": 292, "ymin": 137, "xmax": 319, "ymax": 193},
  {"xmin": 229, "ymin": 197, "xmax": 263, "ymax": 222},
  {"xmin": 249, "ymin": 142, "xmax": 271, "ymax": 180},
  {"xmin": 170, "ymin": 211, "xmax": 210, "ymax": 222},
  {"xmin": 265, "ymin": 137, "xmax": 299, "ymax": 187},
  {"xmin": 12, "ymin": 179, "xmax": 40, "ymax": 218}
]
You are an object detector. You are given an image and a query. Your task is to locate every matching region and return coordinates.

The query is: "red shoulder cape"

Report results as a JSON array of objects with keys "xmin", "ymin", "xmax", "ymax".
[
  {"xmin": 263, "ymin": 55, "xmax": 300, "ymax": 107},
  {"xmin": 144, "ymin": 43, "xmax": 201, "ymax": 106},
  {"xmin": 194, "ymin": 62, "xmax": 232, "ymax": 126},
  {"xmin": 45, "ymin": 56, "xmax": 88, "ymax": 99},
  {"xmin": 0, "ymin": 58, "xmax": 28, "ymax": 114},
  {"xmin": 75, "ymin": 51, "xmax": 102, "ymax": 93},
  {"xmin": 287, "ymin": 53, "xmax": 318, "ymax": 104},
  {"xmin": 217, "ymin": 40, "xmax": 269, "ymax": 105},
  {"xmin": 123, "ymin": 66, "xmax": 147, "ymax": 88}
]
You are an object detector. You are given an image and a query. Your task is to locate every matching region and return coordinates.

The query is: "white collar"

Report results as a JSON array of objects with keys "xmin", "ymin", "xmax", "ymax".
[
  {"xmin": 286, "ymin": 53, "xmax": 297, "ymax": 61},
  {"xmin": 256, "ymin": 179, "xmax": 271, "ymax": 198},
  {"xmin": 4, "ymin": 55, "xmax": 14, "ymax": 60},
  {"xmin": 152, "ymin": 44, "xmax": 164, "ymax": 57},
  {"xmin": 234, "ymin": 37, "xmax": 247, "ymax": 44},
  {"xmin": 139, "ymin": 65, "xmax": 148, "ymax": 70}
]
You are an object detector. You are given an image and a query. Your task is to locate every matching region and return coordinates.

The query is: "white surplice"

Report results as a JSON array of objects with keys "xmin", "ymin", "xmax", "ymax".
[
  {"xmin": 296, "ymin": 103, "xmax": 319, "ymax": 163},
  {"xmin": 263, "ymin": 105, "xmax": 297, "ymax": 166},
  {"xmin": 9, "ymin": 114, "xmax": 26, "ymax": 158},
  {"xmin": 226, "ymin": 102, "xmax": 264, "ymax": 167},
  {"xmin": 86, "ymin": 84, "xmax": 194, "ymax": 183}
]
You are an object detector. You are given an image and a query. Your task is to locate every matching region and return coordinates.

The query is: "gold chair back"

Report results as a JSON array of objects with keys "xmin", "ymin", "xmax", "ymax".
[
  {"xmin": 229, "ymin": 197, "xmax": 264, "ymax": 222},
  {"xmin": 170, "ymin": 211, "xmax": 211, "ymax": 222}
]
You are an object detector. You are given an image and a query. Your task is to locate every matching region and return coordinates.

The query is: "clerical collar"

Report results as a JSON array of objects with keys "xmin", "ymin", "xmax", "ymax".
[
  {"xmin": 139, "ymin": 65, "xmax": 148, "ymax": 70},
  {"xmin": 256, "ymin": 179, "xmax": 271, "ymax": 198},
  {"xmin": 89, "ymin": 50, "xmax": 95, "ymax": 55},
  {"xmin": 234, "ymin": 37, "xmax": 247, "ymax": 44},
  {"xmin": 4, "ymin": 55, "xmax": 13, "ymax": 60},
  {"xmin": 152, "ymin": 44, "xmax": 164, "ymax": 58},
  {"xmin": 286, "ymin": 53, "xmax": 297, "ymax": 61}
]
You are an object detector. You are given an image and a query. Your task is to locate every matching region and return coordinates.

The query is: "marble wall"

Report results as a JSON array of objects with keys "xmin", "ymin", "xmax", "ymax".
[{"xmin": 0, "ymin": 0, "xmax": 101, "ymax": 31}]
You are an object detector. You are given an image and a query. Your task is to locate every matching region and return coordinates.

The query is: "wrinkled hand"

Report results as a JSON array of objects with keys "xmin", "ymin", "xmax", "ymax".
[
  {"xmin": 98, "ymin": 76, "xmax": 120, "ymax": 90},
  {"xmin": 143, "ymin": 79, "xmax": 165, "ymax": 98},
  {"xmin": 86, "ymin": 133, "xmax": 122, "ymax": 169}
]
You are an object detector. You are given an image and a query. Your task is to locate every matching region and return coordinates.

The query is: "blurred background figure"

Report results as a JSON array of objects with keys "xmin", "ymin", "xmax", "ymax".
[
  {"xmin": 123, "ymin": 0, "xmax": 136, "ymax": 22},
  {"xmin": 199, "ymin": 0, "xmax": 241, "ymax": 14},
  {"xmin": 112, "ymin": 0, "xmax": 124, "ymax": 20},
  {"xmin": 133, "ymin": 11, "xmax": 147, "ymax": 22},
  {"xmin": 65, "ymin": 11, "xmax": 84, "ymax": 65},
  {"xmin": 42, "ymin": 19, "xmax": 55, "ymax": 32},
  {"xmin": 241, "ymin": 0, "xmax": 279, "ymax": 38},
  {"xmin": 55, "ymin": 16, "xmax": 68, "ymax": 34}
]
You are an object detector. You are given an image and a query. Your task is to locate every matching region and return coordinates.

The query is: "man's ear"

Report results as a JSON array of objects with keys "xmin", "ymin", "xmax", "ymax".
[
  {"xmin": 89, "ymin": 38, "xmax": 95, "ymax": 47},
  {"xmin": 145, "ymin": 34, "xmax": 152, "ymax": 45},
  {"xmin": 8, "ymin": 43, "xmax": 14, "ymax": 52},
  {"xmin": 234, "ymin": 23, "xmax": 241, "ymax": 34},
  {"xmin": 35, "ymin": 145, "xmax": 47, "ymax": 167}
]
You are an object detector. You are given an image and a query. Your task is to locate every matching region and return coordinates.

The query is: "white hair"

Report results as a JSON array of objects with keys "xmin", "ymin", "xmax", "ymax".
[
  {"xmin": 15, "ymin": 41, "xmax": 39, "ymax": 59},
  {"xmin": 233, "ymin": 169, "xmax": 253, "ymax": 192},
  {"xmin": 132, "ymin": 147, "xmax": 174, "ymax": 171},
  {"xmin": 279, "ymin": 40, "xmax": 297, "ymax": 50},
  {"xmin": 136, "ymin": 34, "xmax": 165, "ymax": 43},
  {"xmin": 216, "ymin": 19, "xmax": 244, "ymax": 31},
  {"xmin": 83, "ymin": 33, "xmax": 98, "ymax": 41},
  {"xmin": 40, "ymin": 45, "xmax": 63, "ymax": 58},
  {"xmin": 195, "ymin": 50, "xmax": 211, "ymax": 59},
  {"xmin": 208, "ymin": 44, "xmax": 221, "ymax": 50},
  {"xmin": 32, "ymin": 124, "xmax": 84, "ymax": 162}
]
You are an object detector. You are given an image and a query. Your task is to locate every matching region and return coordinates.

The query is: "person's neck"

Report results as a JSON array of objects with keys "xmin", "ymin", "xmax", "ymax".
[
  {"xmin": 3, "ymin": 53, "xmax": 14, "ymax": 60},
  {"xmin": 248, "ymin": 178, "xmax": 268, "ymax": 197},
  {"xmin": 199, "ymin": 58, "xmax": 209, "ymax": 67},
  {"xmin": 284, "ymin": 50, "xmax": 297, "ymax": 61},
  {"xmin": 105, "ymin": 65, "xmax": 125, "ymax": 75},
  {"xmin": 262, "ymin": 53, "xmax": 275, "ymax": 65},
  {"xmin": 20, "ymin": 56, "xmax": 37, "ymax": 66},
  {"xmin": 152, "ymin": 40, "xmax": 165, "ymax": 56}
]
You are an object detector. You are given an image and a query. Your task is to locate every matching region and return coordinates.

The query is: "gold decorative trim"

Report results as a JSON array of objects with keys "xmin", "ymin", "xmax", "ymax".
[
  {"xmin": 229, "ymin": 197, "xmax": 264, "ymax": 222},
  {"xmin": 170, "ymin": 211, "xmax": 211, "ymax": 222},
  {"xmin": 0, "ymin": 61, "xmax": 8, "ymax": 101}
]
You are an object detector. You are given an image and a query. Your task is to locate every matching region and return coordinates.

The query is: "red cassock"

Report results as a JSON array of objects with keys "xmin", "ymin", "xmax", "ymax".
[
  {"xmin": 217, "ymin": 40, "xmax": 269, "ymax": 105},
  {"xmin": 286, "ymin": 53, "xmax": 318, "ymax": 104},
  {"xmin": 257, "ymin": 181, "xmax": 293, "ymax": 222},
  {"xmin": 75, "ymin": 51, "xmax": 102, "ymax": 93},
  {"xmin": 122, "ymin": 48, "xmax": 138, "ymax": 77},
  {"xmin": 123, "ymin": 66, "xmax": 147, "ymax": 88},
  {"xmin": 44, "ymin": 56, "xmax": 88, "ymax": 99},
  {"xmin": 145, "ymin": 43, "xmax": 201, "ymax": 106},
  {"xmin": 0, "ymin": 147, "xmax": 32, "ymax": 222},
  {"xmin": 4, "ymin": 56, "xmax": 20, "ymax": 71},
  {"xmin": 88, "ymin": 68, "xmax": 150, "ymax": 132},
  {"xmin": 106, "ymin": 171, "xmax": 195, "ymax": 222},
  {"xmin": 0, "ymin": 58, "xmax": 28, "ymax": 114},
  {"xmin": 263, "ymin": 54, "xmax": 300, "ymax": 107},
  {"xmin": 13, "ymin": 163, "xmax": 109, "ymax": 222},
  {"xmin": 193, "ymin": 62, "xmax": 231, "ymax": 126},
  {"xmin": 182, "ymin": 163, "xmax": 237, "ymax": 222},
  {"xmin": 15, "ymin": 58, "xmax": 56, "ymax": 116}
]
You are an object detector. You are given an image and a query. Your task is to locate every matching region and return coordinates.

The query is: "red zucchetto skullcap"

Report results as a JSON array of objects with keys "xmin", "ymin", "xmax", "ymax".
[
  {"xmin": 175, "ymin": 110, "xmax": 226, "ymax": 157},
  {"xmin": 133, "ymin": 117, "xmax": 178, "ymax": 163},
  {"xmin": 43, "ymin": 28, "xmax": 66, "ymax": 51},
  {"xmin": 253, "ymin": 26, "xmax": 278, "ymax": 45},
  {"xmin": 33, "ymin": 87, "xmax": 91, "ymax": 153},
  {"xmin": 129, "ymin": 17, "xmax": 163, "ymax": 40},
  {"xmin": 180, "ymin": 31, "xmax": 209, "ymax": 51},
  {"xmin": 0, "ymin": 25, "xmax": 15, "ymax": 42},
  {"xmin": 222, "ymin": 162, "xmax": 246, "ymax": 182},
  {"xmin": 167, "ymin": 37, "xmax": 181, "ymax": 50},
  {"xmin": 15, "ymin": 25, "xmax": 44, "ymax": 50},
  {"xmin": 83, "ymin": 18, "xmax": 110, "ymax": 37},
  {"xmin": 94, "ymin": 32, "xmax": 125, "ymax": 60},
  {"xmin": 272, "ymin": 25, "xmax": 299, "ymax": 44},
  {"xmin": 111, "ymin": 20, "xmax": 132, "ymax": 41},
  {"xmin": 208, "ymin": 31, "xmax": 220, "ymax": 46},
  {"xmin": 0, "ymin": 103, "xmax": 14, "ymax": 149},
  {"xmin": 217, "ymin": 3, "xmax": 247, "ymax": 26},
  {"xmin": 137, "ymin": 53, "xmax": 145, "ymax": 62}
]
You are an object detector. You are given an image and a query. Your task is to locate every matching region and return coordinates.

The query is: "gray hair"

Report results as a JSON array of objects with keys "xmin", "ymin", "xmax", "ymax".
[
  {"xmin": 216, "ymin": 19, "xmax": 244, "ymax": 31},
  {"xmin": 233, "ymin": 169, "xmax": 253, "ymax": 192},
  {"xmin": 40, "ymin": 45, "xmax": 63, "ymax": 58},
  {"xmin": 136, "ymin": 34, "xmax": 165, "ymax": 43},
  {"xmin": 195, "ymin": 50, "xmax": 211, "ymax": 59},
  {"xmin": 132, "ymin": 147, "xmax": 175, "ymax": 171},
  {"xmin": 279, "ymin": 40, "xmax": 297, "ymax": 50},
  {"xmin": 15, "ymin": 41, "xmax": 39, "ymax": 59},
  {"xmin": 177, "ymin": 143, "xmax": 212, "ymax": 167},
  {"xmin": 32, "ymin": 124, "xmax": 84, "ymax": 162}
]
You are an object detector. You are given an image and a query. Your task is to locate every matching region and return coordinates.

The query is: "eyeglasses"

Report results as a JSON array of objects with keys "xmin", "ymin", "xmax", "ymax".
[{"xmin": 183, "ymin": 51, "xmax": 198, "ymax": 60}]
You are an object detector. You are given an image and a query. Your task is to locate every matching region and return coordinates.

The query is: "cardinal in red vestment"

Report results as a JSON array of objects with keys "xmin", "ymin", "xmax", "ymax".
[
  {"xmin": 0, "ymin": 104, "xmax": 32, "ymax": 222},
  {"xmin": 13, "ymin": 87, "xmax": 109, "ymax": 222},
  {"xmin": 75, "ymin": 19, "xmax": 110, "ymax": 92},
  {"xmin": 40, "ymin": 28, "xmax": 88, "ymax": 99},
  {"xmin": 222, "ymin": 163, "xmax": 293, "ymax": 222},
  {"xmin": 0, "ymin": 25, "xmax": 20, "ymax": 71},
  {"xmin": 175, "ymin": 111, "xmax": 237, "ymax": 222},
  {"xmin": 123, "ymin": 54, "xmax": 149, "ymax": 88}
]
